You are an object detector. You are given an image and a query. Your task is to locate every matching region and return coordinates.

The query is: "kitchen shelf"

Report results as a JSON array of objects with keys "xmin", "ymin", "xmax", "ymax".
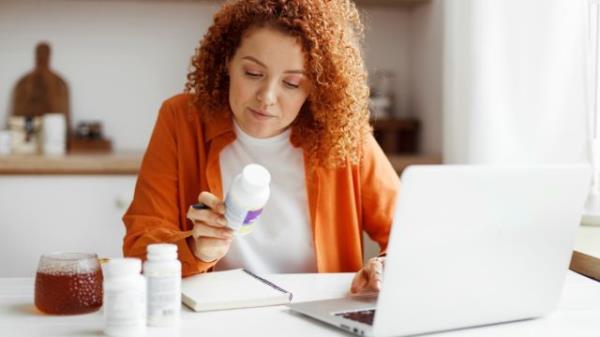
[
  {"xmin": 0, "ymin": 152, "xmax": 440, "ymax": 175},
  {"xmin": 0, "ymin": 152, "xmax": 142, "ymax": 175},
  {"xmin": 388, "ymin": 153, "xmax": 441, "ymax": 174},
  {"xmin": 372, "ymin": 118, "xmax": 420, "ymax": 154}
]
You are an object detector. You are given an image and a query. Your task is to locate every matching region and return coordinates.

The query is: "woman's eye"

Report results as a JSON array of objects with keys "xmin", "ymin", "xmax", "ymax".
[
  {"xmin": 284, "ymin": 81, "xmax": 300, "ymax": 89},
  {"xmin": 245, "ymin": 71, "xmax": 262, "ymax": 78}
]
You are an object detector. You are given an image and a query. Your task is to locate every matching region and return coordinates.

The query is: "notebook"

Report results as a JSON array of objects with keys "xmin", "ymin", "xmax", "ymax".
[{"xmin": 181, "ymin": 268, "xmax": 293, "ymax": 312}]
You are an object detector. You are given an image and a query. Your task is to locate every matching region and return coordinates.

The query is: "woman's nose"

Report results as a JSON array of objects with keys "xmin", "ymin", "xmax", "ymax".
[{"xmin": 256, "ymin": 82, "xmax": 276, "ymax": 107}]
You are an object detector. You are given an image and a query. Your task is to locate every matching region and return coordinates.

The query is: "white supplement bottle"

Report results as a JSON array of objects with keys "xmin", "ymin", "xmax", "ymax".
[
  {"xmin": 103, "ymin": 258, "xmax": 146, "ymax": 337},
  {"xmin": 143, "ymin": 243, "xmax": 181, "ymax": 326},
  {"xmin": 225, "ymin": 163, "xmax": 271, "ymax": 235}
]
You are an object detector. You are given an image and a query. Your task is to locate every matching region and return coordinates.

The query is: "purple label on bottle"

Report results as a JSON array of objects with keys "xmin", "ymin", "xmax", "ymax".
[{"xmin": 242, "ymin": 209, "xmax": 263, "ymax": 225}]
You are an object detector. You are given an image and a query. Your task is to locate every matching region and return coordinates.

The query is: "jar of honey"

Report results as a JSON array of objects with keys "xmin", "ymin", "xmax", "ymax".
[{"xmin": 34, "ymin": 252, "xmax": 103, "ymax": 315}]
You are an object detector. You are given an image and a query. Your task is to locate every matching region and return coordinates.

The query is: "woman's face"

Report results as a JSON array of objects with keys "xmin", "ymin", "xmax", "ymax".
[{"xmin": 227, "ymin": 27, "xmax": 312, "ymax": 138}]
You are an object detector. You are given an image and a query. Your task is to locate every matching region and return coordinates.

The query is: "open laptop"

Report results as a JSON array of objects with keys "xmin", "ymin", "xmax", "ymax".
[{"xmin": 287, "ymin": 165, "xmax": 591, "ymax": 337}]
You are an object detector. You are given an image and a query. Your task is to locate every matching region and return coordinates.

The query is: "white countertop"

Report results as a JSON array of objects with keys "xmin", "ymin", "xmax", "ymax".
[
  {"xmin": 576, "ymin": 225, "xmax": 600, "ymax": 258},
  {"xmin": 0, "ymin": 272, "xmax": 598, "ymax": 337}
]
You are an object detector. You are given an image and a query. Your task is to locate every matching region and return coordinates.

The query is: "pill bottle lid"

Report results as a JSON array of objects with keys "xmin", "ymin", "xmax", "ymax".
[
  {"xmin": 104, "ymin": 258, "xmax": 141, "ymax": 278},
  {"xmin": 241, "ymin": 164, "xmax": 271, "ymax": 191},
  {"xmin": 147, "ymin": 243, "xmax": 178, "ymax": 261}
]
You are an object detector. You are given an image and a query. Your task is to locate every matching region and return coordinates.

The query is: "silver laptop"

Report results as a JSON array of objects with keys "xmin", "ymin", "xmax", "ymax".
[{"xmin": 288, "ymin": 165, "xmax": 591, "ymax": 337}]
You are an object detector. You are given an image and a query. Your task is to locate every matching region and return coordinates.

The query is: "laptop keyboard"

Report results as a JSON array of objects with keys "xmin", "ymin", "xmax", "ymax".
[{"xmin": 335, "ymin": 309, "xmax": 376, "ymax": 326}]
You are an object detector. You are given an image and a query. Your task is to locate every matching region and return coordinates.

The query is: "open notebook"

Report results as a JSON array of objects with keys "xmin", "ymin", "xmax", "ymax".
[{"xmin": 181, "ymin": 269, "xmax": 293, "ymax": 312}]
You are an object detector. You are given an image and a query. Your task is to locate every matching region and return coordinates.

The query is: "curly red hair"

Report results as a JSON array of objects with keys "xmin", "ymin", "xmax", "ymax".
[{"xmin": 185, "ymin": 0, "xmax": 371, "ymax": 168}]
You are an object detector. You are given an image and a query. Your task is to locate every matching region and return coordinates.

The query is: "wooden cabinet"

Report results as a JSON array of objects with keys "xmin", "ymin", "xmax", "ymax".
[
  {"xmin": 372, "ymin": 118, "xmax": 420, "ymax": 154},
  {"xmin": 0, "ymin": 176, "xmax": 136, "ymax": 276}
]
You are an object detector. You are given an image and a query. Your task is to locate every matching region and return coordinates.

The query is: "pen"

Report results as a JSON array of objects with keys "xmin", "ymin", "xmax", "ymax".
[
  {"xmin": 191, "ymin": 203, "xmax": 209, "ymax": 210},
  {"xmin": 181, "ymin": 203, "xmax": 211, "ymax": 239}
]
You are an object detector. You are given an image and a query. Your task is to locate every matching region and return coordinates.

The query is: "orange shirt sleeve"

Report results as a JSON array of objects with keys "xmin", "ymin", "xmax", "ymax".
[
  {"xmin": 122, "ymin": 101, "xmax": 216, "ymax": 276},
  {"xmin": 360, "ymin": 134, "xmax": 400, "ymax": 255}
]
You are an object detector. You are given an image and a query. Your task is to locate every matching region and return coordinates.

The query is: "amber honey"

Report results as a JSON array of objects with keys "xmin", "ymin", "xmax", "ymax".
[{"xmin": 34, "ymin": 269, "xmax": 103, "ymax": 315}]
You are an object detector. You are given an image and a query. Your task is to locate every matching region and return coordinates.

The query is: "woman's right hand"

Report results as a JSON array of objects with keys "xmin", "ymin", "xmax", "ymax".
[{"xmin": 186, "ymin": 191, "xmax": 234, "ymax": 262}]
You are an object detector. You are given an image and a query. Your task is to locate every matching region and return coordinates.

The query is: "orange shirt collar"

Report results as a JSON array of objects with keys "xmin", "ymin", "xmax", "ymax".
[{"xmin": 204, "ymin": 111, "xmax": 234, "ymax": 143}]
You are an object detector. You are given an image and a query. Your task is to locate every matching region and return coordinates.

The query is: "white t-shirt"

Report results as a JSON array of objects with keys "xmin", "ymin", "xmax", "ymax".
[{"xmin": 214, "ymin": 122, "xmax": 317, "ymax": 273}]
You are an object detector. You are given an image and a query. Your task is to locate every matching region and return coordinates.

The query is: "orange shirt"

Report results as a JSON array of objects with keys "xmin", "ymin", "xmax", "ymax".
[{"xmin": 123, "ymin": 94, "xmax": 399, "ymax": 277}]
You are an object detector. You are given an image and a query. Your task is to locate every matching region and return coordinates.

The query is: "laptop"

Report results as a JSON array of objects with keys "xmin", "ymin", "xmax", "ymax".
[{"xmin": 287, "ymin": 165, "xmax": 591, "ymax": 337}]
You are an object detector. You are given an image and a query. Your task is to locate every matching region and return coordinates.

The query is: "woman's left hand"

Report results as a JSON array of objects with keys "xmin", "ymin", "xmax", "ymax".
[{"xmin": 350, "ymin": 256, "xmax": 385, "ymax": 294}]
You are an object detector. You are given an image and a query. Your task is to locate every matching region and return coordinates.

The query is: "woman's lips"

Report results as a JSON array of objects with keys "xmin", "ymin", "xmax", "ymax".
[{"xmin": 248, "ymin": 107, "xmax": 275, "ymax": 121}]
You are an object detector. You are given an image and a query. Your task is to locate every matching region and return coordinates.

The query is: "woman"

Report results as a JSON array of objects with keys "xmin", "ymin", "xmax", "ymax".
[{"xmin": 123, "ymin": 0, "xmax": 399, "ymax": 294}]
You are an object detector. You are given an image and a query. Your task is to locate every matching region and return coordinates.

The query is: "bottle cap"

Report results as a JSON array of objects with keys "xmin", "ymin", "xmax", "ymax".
[
  {"xmin": 103, "ymin": 258, "xmax": 141, "ymax": 278},
  {"xmin": 147, "ymin": 243, "xmax": 178, "ymax": 261},
  {"xmin": 241, "ymin": 164, "xmax": 271, "ymax": 191}
]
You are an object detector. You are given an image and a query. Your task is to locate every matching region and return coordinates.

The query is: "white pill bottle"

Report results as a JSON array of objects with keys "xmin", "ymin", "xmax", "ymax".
[
  {"xmin": 225, "ymin": 163, "xmax": 271, "ymax": 235},
  {"xmin": 103, "ymin": 258, "xmax": 146, "ymax": 337},
  {"xmin": 143, "ymin": 243, "xmax": 181, "ymax": 326}
]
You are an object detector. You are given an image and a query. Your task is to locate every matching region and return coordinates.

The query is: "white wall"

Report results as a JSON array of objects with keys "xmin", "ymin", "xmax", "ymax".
[
  {"xmin": 362, "ymin": 7, "xmax": 411, "ymax": 119},
  {"xmin": 362, "ymin": 2, "xmax": 444, "ymax": 156},
  {"xmin": 0, "ymin": 0, "xmax": 442, "ymax": 154},
  {"xmin": 409, "ymin": 0, "xmax": 444, "ymax": 156},
  {"xmin": 443, "ymin": 0, "xmax": 588, "ymax": 164}
]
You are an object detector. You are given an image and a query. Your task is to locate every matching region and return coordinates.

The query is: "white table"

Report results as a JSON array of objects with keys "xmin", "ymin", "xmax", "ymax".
[{"xmin": 0, "ymin": 272, "xmax": 598, "ymax": 337}]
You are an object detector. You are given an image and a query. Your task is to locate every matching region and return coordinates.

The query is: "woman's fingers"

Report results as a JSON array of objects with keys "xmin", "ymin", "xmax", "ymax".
[
  {"xmin": 187, "ymin": 192, "xmax": 233, "ymax": 262},
  {"xmin": 187, "ymin": 206, "xmax": 228, "ymax": 227},
  {"xmin": 351, "ymin": 269, "xmax": 369, "ymax": 293},
  {"xmin": 188, "ymin": 192, "xmax": 228, "ymax": 231},
  {"xmin": 350, "ymin": 257, "xmax": 385, "ymax": 294},
  {"xmin": 193, "ymin": 237, "xmax": 233, "ymax": 262},
  {"xmin": 367, "ymin": 258, "xmax": 383, "ymax": 290},
  {"xmin": 192, "ymin": 222, "xmax": 233, "ymax": 240},
  {"xmin": 198, "ymin": 191, "xmax": 225, "ymax": 215}
]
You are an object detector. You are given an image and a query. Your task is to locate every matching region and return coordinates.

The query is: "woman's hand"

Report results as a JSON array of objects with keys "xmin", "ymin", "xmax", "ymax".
[
  {"xmin": 186, "ymin": 191, "xmax": 234, "ymax": 262},
  {"xmin": 350, "ymin": 257, "xmax": 385, "ymax": 294}
]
